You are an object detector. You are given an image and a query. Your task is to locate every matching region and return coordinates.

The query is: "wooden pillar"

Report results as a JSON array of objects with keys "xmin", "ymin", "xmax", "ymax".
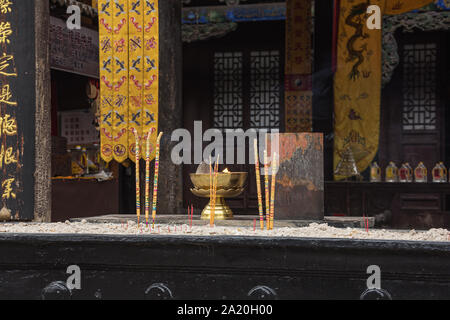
[
  {"xmin": 158, "ymin": 0, "xmax": 183, "ymax": 214},
  {"xmin": 34, "ymin": 1, "xmax": 52, "ymax": 222}
]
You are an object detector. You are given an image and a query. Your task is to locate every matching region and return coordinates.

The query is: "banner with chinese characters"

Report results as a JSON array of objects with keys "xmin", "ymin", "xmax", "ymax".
[
  {"xmin": 333, "ymin": 0, "xmax": 433, "ymax": 179},
  {"xmin": 98, "ymin": 0, "xmax": 159, "ymax": 163},
  {"xmin": 285, "ymin": 0, "xmax": 312, "ymax": 133},
  {"xmin": 0, "ymin": 0, "xmax": 36, "ymax": 220}
]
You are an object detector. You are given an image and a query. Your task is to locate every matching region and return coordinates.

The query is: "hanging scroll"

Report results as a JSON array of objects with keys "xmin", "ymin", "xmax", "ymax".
[
  {"xmin": 285, "ymin": 0, "xmax": 313, "ymax": 133},
  {"xmin": 333, "ymin": 0, "xmax": 433, "ymax": 179},
  {"xmin": 98, "ymin": 0, "xmax": 159, "ymax": 163}
]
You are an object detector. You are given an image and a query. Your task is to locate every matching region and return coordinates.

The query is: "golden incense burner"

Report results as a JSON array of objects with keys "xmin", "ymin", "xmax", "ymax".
[{"xmin": 190, "ymin": 172, "xmax": 248, "ymax": 220}]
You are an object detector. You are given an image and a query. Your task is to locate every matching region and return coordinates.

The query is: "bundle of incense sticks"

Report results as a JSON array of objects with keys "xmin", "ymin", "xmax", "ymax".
[
  {"xmin": 364, "ymin": 216, "xmax": 369, "ymax": 233},
  {"xmin": 132, "ymin": 128, "xmax": 141, "ymax": 225},
  {"xmin": 254, "ymin": 139, "xmax": 264, "ymax": 230},
  {"xmin": 210, "ymin": 155, "xmax": 220, "ymax": 227},
  {"xmin": 269, "ymin": 152, "xmax": 277, "ymax": 230},
  {"xmin": 264, "ymin": 150, "xmax": 270, "ymax": 230},
  {"xmin": 151, "ymin": 132, "xmax": 163, "ymax": 228}
]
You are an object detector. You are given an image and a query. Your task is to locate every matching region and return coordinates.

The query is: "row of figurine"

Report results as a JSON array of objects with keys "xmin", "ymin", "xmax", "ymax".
[{"xmin": 370, "ymin": 162, "xmax": 449, "ymax": 183}]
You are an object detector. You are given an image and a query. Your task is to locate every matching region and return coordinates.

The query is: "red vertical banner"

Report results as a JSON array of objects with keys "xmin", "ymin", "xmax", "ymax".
[{"xmin": 285, "ymin": 0, "xmax": 313, "ymax": 133}]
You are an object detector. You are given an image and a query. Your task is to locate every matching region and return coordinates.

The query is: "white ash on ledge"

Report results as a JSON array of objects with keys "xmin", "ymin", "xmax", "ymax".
[{"xmin": 0, "ymin": 221, "xmax": 449, "ymax": 242}]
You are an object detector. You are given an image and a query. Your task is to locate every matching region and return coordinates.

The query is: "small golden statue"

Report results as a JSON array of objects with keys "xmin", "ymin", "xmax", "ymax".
[{"xmin": 335, "ymin": 147, "xmax": 361, "ymax": 180}]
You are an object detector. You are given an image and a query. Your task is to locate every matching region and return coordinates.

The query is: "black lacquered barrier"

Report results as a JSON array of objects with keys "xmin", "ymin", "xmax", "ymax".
[{"xmin": 0, "ymin": 234, "xmax": 448, "ymax": 300}]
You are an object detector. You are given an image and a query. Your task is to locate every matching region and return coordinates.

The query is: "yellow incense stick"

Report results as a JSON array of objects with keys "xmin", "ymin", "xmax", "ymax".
[
  {"xmin": 132, "ymin": 128, "xmax": 141, "ymax": 225},
  {"xmin": 270, "ymin": 152, "xmax": 277, "ymax": 230},
  {"xmin": 254, "ymin": 139, "xmax": 264, "ymax": 230},
  {"xmin": 151, "ymin": 132, "xmax": 163, "ymax": 228},
  {"xmin": 264, "ymin": 150, "xmax": 270, "ymax": 230},
  {"xmin": 144, "ymin": 130, "xmax": 152, "ymax": 225}
]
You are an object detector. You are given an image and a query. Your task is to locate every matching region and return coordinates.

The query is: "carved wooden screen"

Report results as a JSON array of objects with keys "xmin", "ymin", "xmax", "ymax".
[
  {"xmin": 402, "ymin": 43, "xmax": 438, "ymax": 132},
  {"xmin": 213, "ymin": 50, "xmax": 281, "ymax": 131},
  {"xmin": 249, "ymin": 50, "xmax": 281, "ymax": 130},
  {"xmin": 213, "ymin": 52, "xmax": 243, "ymax": 129}
]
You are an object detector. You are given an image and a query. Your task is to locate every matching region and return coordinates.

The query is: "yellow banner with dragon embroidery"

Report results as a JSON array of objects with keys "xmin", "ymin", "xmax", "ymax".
[
  {"xmin": 98, "ymin": 0, "xmax": 159, "ymax": 163},
  {"xmin": 333, "ymin": 0, "xmax": 432, "ymax": 180}
]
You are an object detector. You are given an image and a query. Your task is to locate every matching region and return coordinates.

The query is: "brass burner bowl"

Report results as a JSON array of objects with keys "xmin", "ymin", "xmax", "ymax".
[{"xmin": 190, "ymin": 172, "xmax": 248, "ymax": 220}]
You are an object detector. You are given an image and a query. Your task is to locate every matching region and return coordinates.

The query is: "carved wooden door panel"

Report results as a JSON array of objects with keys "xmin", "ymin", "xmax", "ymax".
[{"xmin": 380, "ymin": 31, "xmax": 448, "ymax": 171}]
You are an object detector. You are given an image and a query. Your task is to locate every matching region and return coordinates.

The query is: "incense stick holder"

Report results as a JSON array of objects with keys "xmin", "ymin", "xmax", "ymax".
[{"xmin": 189, "ymin": 172, "xmax": 247, "ymax": 220}]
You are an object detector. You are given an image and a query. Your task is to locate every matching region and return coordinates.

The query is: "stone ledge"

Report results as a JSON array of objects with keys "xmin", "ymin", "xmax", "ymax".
[{"xmin": 71, "ymin": 214, "xmax": 375, "ymax": 228}]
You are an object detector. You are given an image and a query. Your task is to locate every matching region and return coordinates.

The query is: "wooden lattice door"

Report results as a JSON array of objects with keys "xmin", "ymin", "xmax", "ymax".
[{"xmin": 380, "ymin": 31, "xmax": 449, "ymax": 170}]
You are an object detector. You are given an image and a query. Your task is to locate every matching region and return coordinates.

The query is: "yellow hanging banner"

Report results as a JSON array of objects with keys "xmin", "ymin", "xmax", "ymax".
[
  {"xmin": 98, "ymin": 0, "xmax": 159, "ymax": 163},
  {"xmin": 128, "ymin": 0, "xmax": 145, "ymax": 160},
  {"xmin": 333, "ymin": 0, "xmax": 432, "ymax": 179},
  {"xmin": 99, "ymin": 0, "xmax": 115, "ymax": 163},
  {"xmin": 142, "ymin": 0, "xmax": 159, "ymax": 161}
]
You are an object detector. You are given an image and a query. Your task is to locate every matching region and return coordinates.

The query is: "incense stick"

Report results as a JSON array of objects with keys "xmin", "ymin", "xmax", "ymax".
[
  {"xmin": 210, "ymin": 155, "xmax": 220, "ymax": 227},
  {"xmin": 151, "ymin": 132, "xmax": 163, "ymax": 229},
  {"xmin": 254, "ymin": 139, "xmax": 264, "ymax": 230},
  {"xmin": 209, "ymin": 156, "xmax": 213, "ymax": 226},
  {"xmin": 132, "ymin": 128, "xmax": 141, "ymax": 225},
  {"xmin": 270, "ymin": 152, "xmax": 277, "ymax": 230},
  {"xmin": 264, "ymin": 150, "xmax": 270, "ymax": 230},
  {"xmin": 187, "ymin": 204, "xmax": 190, "ymax": 226},
  {"xmin": 191, "ymin": 204, "xmax": 194, "ymax": 229},
  {"xmin": 144, "ymin": 130, "xmax": 152, "ymax": 225}
]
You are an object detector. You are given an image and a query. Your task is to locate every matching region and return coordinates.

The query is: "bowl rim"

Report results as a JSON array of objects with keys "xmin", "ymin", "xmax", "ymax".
[{"xmin": 190, "ymin": 172, "xmax": 248, "ymax": 176}]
